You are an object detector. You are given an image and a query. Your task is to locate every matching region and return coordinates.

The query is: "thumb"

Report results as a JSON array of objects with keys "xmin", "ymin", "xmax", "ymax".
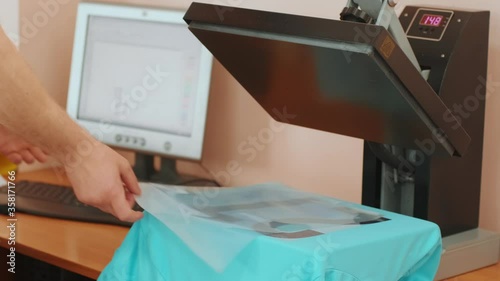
[{"xmin": 120, "ymin": 161, "xmax": 141, "ymax": 196}]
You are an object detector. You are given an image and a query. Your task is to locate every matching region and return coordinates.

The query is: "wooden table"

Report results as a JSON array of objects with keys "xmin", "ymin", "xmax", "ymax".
[
  {"xmin": 0, "ymin": 169, "xmax": 129, "ymax": 280},
  {"xmin": 0, "ymin": 169, "xmax": 498, "ymax": 280},
  {"xmin": 443, "ymin": 262, "xmax": 499, "ymax": 281}
]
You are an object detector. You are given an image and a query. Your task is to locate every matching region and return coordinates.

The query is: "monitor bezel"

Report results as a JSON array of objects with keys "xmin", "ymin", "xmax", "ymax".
[{"xmin": 67, "ymin": 2, "xmax": 213, "ymax": 161}]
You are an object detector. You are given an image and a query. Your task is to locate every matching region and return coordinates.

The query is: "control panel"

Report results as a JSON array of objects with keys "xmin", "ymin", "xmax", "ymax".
[
  {"xmin": 115, "ymin": 134, "xmax": 146, "ymax": 147},
  {"xmin": 406, "ymin": 8, "xmax": 454, "ymax": 41},
  {"xmin": 399, "ymin": 6, "xmax": 474, "ymax": 94},
  {"xmin": 114, "ymin": 134, "xmax": 173, "ymax": 152}
]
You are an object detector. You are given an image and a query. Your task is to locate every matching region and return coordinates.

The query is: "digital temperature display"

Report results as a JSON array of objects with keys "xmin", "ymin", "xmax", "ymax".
[{"xmin": 420, "ymin": 14, "xmax": 444, "ymax": 26}]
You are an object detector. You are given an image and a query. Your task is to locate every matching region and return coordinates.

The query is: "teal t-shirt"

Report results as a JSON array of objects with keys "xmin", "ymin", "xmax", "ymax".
[{"xmin": 99, "ymin": 183, "xmax": 441, "ymax": 281}]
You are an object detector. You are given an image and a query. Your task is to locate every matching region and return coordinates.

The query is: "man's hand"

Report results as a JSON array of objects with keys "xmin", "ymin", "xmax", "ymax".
[
  {"xmin": 0, "ymin": 27, "xmax": 142, "ymax": 223},
  {"xmin": 65, "ymin": 142, "xmax": 143, "ymax": 223},
  {"xmin": 0, "ymin": 125, "xmax": 48, "ymax": 164}
]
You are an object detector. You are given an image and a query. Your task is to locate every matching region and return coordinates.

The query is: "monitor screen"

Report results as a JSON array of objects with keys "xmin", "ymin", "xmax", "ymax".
[{"xmin": 67, "ymin": 4, "xmax": 213, "ymax": 160}]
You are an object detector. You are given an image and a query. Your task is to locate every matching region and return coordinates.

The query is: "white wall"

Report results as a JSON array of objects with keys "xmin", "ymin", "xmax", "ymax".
[{"xmin": 0, "ymin": 0, "xmax": 19, "ymax": 46}]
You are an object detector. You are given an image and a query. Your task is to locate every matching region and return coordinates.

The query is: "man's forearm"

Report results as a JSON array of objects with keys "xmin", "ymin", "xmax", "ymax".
[{"xmin": 0, "ymin": 27, "xmax": 96, "ymax": 164}]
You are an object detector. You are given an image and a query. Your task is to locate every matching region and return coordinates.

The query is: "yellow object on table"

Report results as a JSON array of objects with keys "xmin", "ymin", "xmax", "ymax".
[{"xmin": 0, "ymin": 154, "xmax": 17, "ymax": 177}]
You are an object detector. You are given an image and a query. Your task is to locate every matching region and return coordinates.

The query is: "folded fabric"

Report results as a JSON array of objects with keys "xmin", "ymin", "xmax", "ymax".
[{"xmin": 99, "ymin": 183, "xmax": 441, "ymax": 281}]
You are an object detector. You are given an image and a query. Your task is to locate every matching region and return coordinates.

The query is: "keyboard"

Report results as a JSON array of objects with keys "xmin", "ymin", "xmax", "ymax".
[{"xmin": 0, "ymin": 181, "xmax": 143, "ymax": 227}]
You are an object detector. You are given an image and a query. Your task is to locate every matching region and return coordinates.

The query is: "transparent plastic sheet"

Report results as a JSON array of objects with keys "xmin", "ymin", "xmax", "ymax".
[{"xmin": 135, "ymin": 182, "xmax": 386, "ymax": 272}]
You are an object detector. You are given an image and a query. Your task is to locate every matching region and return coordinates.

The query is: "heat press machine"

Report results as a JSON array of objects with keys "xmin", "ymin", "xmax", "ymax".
[{"xmin": 183, "ymin": 0, "xmax": 499, "ymax": 279}]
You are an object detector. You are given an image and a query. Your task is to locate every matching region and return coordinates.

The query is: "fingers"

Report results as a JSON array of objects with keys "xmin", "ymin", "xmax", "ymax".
[
  {"xmin": 77, "ymin": 185, "xmax": 142, "ymax": 223},
  {"xmin": 125, "ymin": 191, "xmax": 137, "ymax": 208},
  {"xmin": 111, "ymin": 194, "xmax": 143, "ymax": 222},
  {"xmin": 19, "ymin": 150, "xmax": 35, "ymax": 164},
  {"xmin": 1, "ymin": 142, "xmax": 47, "ymax": 164},
  {"xmin": 0, "ymin": 127, "xmax": 48, "ymax": 164},
  {"xmin": 12, "ymin": 149, "xmax": 43, "ymax": 164},
  {"xmin": 29, "ymin": 147, "xmax": 48, "ymax": 163},
  {"xmin": 120, "ymin": 162, "xmax": 141, "ymax": 195},
  {"xmin": 6, "ymin": 153, "xmax": 22, "ymax": 164},
  {"xmin": 66, "ymin": 144, "xmax": 144, "ymax": 223}
]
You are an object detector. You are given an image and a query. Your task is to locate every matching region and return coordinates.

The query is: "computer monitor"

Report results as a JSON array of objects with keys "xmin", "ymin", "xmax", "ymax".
[{"xmin": 66, "ymin": 3, "xmax": 213, "ymax": 183}]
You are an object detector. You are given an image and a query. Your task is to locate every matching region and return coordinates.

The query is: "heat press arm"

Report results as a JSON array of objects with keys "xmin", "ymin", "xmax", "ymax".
[
  {"xmin": 346, "ymin": 0, "xmax": 422, "ymax": 73},
  {"xmin": 183, "ymin": 1, "xmax": 472, "ymax": 157}
]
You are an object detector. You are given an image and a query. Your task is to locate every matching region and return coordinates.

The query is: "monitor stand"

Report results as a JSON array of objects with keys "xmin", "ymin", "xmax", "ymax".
[
  {"xmin": 133, "ymin": 153, "xmax": 215, "ymax": 186},
  {"xmin": 133, "ymin": 154, "xmax": 156, "ymax": 182},
  {"xmin": 150, "ymin": 157, "xmax": 182, "ymax": 184}
]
